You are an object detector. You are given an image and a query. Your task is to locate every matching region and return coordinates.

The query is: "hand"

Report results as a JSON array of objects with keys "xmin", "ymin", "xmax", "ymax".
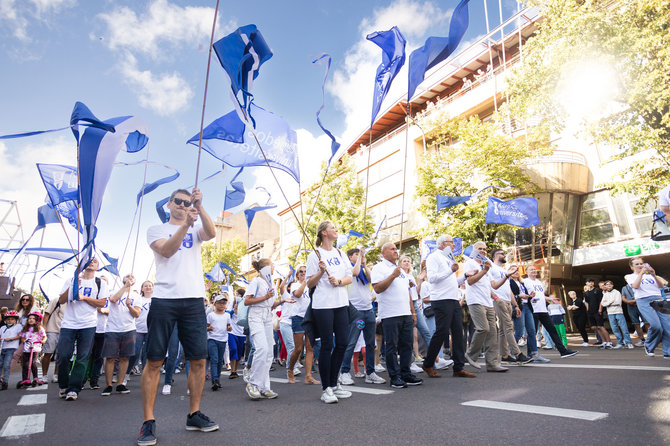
[
  {"xmin": 360, "ymin": 247, "xmax": 366, "ymax": 262},
  {"xmin": 318, "ymin": 261, "xmax": 328, "ymax": 273},
  {"xmin": 529, "ymin": 291, "xmax": 536, "ymax": 298},
  {"xmin": 328, "ymin": 276, "xmax": 339, "ymax": 286},
  {"xmin": 483, "ymin": 261, "xmax": 491, "ymax": 271},
  {"xmin": 515, "ymin": 307, "xmax": 521, "ymax": 318},
  {"xmin": 392, "ymin": 267, "xmax": 402, "ymax": 278},
  {"xmin": 283, "ymin": 297, "xmax": 296, "ymax": 304},
  {"xmin": 265, "ymin": 290, "xmax": 274, "ymax": 300},
  {"xmin": 417, "ymin": 270, "xmax": 427, "ymax": 281},
  {"xmin": 451, "ymin": 263, "xmax": 459, "ymax": 272},
  {"xmin": 191, "ymin": 188, "xmax": 203, "ymax": 209},
  {"xmin": 507, "ymin": 265, "xmax": 518, "ymax": 276},
  {"xmin": 124, "ymin": 275, "xmax": 135, "ymax": 289},
  {"xmin": 645, "ymin": 265, "xmax": 656, "ymax": 275},
  {"xmin": 412, "ymin": 313, "xmax": 417, "ymax": 327},
  {"xmin": 126, "ymin": 297, "xmax": 133, "ymax": 307},
  {"xmin": 185, "ymin": 207, "xmax": 199, "ymax": 227}
]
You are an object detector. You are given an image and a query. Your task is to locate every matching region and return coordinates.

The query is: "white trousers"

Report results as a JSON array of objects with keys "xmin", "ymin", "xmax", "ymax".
[{"xmin": 248, "ymin": 306, "xmax": 274, "ymax": 391}]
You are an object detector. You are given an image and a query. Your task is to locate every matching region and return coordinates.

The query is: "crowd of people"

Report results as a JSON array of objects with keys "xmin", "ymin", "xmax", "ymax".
[{"xmin": 1, "ymin": 189, "xmax": 669, "ymax": 446}]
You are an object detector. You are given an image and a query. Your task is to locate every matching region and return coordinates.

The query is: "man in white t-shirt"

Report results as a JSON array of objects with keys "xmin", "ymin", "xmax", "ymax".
[
  {"xmin": 138, "ymin": 188, "xmax": 218, "ymax": 446},
  {"xmin": 659, "ymin": 184, "xmax": 670, "ymax": 217},
  {"xmin": 371, "ymin": 243, "xmax": 422, "ymax": 389},
  {"xmin": 56, "ymin": 258, "xmax": 110, "ymax": 401},
  {"xmin": 463, "ymin": 241, "xmax": 507, "ymax": 372}
]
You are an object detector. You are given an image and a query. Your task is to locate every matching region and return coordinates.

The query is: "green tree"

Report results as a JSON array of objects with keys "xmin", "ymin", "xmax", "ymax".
[
  {"xmin": 201, "ymin": 237, "xmax": 247, "ymax": 296},
  {"xmin": 415, "ymin": 113, "xmax": 550, "ymax": 249},
  {"xmin": 507, "ymin": 0, "xmax": 670, "ymax": 207},
  {"xmin": 289, "ymin": 155, "xmax": 378, "ymax": 264}
]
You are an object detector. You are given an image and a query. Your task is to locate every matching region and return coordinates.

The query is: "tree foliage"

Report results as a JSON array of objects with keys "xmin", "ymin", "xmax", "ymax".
[
  {"xmin": 507, "ymin": 0, "xmax": 670, "ymax": 207},
  {"xmin": 201, "ymin": 237, "xmax": 247, "ymax": 295}
]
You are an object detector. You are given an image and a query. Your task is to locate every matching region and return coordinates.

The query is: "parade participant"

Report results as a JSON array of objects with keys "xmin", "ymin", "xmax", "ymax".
[
  {"xmin": 88, "ymin": 297, "xmax": 109, "ymax": 390},
  {"xmin": 625, "ymin": 257, "xmax": 670, "ymax": 358},
  {"xmin": 489, "ymin": 249, "xmax": 530, "ymax": 364},
  {"xmin": 207, "ymin": 294, "xmax": 231, "ymax": 391},
  {"xmin": 41, "ymin": 294, "xmax": 66, "ymax": 382},
  {"xmin": 584, "ymin": 278, "xmax": 612, "ymax": 348},
  {"xmin": 57, "ymin": 258, "xmax": 109, "ymax": 401},
  {"xmin": 101, "ymin": 274, "xmax": 140, "ymax": 396},
  {"xmin": 138, "ymin": 188, "xmax": 218, "ymax": 446},
  {"xmin": 463, "ymin": 241, "xmax": 507, "ymax": 372},
  {"xmin": 567, "ymin": 291, "xmax": 589, "ymax": 346},
  {"xmin": 18, "ymin": 311, "xmax": 46, "ymax": 388},
  {"xmin": 278, "ymin": 274, "xmax": 296, "ymax": 377},
  {"xmin": 288, "ymin": 266, "xmax": 319, "ymax": 385},
  {"xmin": 523, "ymin": 266, "xmax": 578, "ymax": 359},
  {"xmin": 15, "ymin": 294, "xmax": 38, "ymax": 326},
  {"xmin": 399, "ymin": 254, "xmax": 431, "ymax": 372},
  {"xmin": 621, "ymin": 284, "xmax": 647, "ymax": 347},
  {"xmin": 339, "ymin": 248, "xmax": 385, "ymax": 385},
  {"xmin": 600, "ymin": 280, "xmax": 633, "ymax": 349},
  {"xmin": 228, "ymin": 296, "xmax": 246, "ymax": 379},
  {"xmin": 422, "ymin": 235, "xmax": 474, "ymax": 378},
  {"xmin": 0, "ymin": 311, "xmax": 21, "ymax": 390},
  {"xmin": 371, "ymin": 242, "xmax": 423, "ymax": 389},
  {"xmin": 306, "ymin": 221, "xmax": 353, "ymax": 403},
  {"xmin": 129, "ymin": 281, "xmax": 153, "ymax": 375}
]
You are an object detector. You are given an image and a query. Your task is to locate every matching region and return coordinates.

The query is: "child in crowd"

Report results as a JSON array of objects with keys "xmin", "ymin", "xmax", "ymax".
[
  {"xmin": 600, "ymin": 280, "xmax": 633, "ymax": 349},
  {"xmin": 547, "ymin": 298, "xmax": 568, "ymax": 347},
  {"xmin": 18, "ymin": 311, "xmax": 46, "ymax": 388},
  {"xmin": 207, "ymin": 294, "xmax": 231, "ymax": 391},
  {"xmin": 0, "ymin": 311, "xmax": 22, "ymax": 390},
  {"xmin": 228, "ymin": 293, "xmax": 247, "ymax": 379}
]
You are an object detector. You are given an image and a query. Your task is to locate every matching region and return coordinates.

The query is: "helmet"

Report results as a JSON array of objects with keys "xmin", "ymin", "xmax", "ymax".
[
  {"xmin": 27, "ymin": 311, "xmax": 43, "ymax": 322},
  {"xmin": 4, "ymin": 310, "xmax": 19, "ymax": 319}
]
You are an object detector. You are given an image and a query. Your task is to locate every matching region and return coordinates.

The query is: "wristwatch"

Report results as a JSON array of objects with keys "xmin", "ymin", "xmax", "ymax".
[{"xmin": 338, "ymin": 279, "xmax": 342, "ymax": 286}]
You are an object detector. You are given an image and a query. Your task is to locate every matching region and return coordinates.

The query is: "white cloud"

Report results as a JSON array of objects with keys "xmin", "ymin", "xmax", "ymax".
[
  {"xmin": 0, "ymin": 0, "xmax": 75, "ymax": 42},
  {"xmin": 119, "ymin": 53, "xmax": 193, "ymax": 116}
]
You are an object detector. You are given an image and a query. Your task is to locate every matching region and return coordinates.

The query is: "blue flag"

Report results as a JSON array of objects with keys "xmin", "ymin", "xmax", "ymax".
[
  {"xmin": 244, "ymin": 204, "xmax": 277, "ymax": 229},
  {"xmin": 436, "ymin": 193, "xmax": 471, "ymax": 211},
  {"xmin": 336, "ymin": 230, "xmax": 365, "ymax": 248},
  {"xmin": 367, "ymin": 26, "xmax": 406, "ymax": 127},
  {"xmin": 421, "ymin": 239, "xmax": 437, "ymax": 261},
  {"xmin": 313, "ymin": 54, "xmax": 341, "ymax": 163},
  {"xmin": 407, "ymin": 0, "xmax": 471, "ymax": 100},
  {"xmin": 485, "ymin": 196, "xmax": 540, "ymax": 228},
  {"xmin": 36, "ymin": 204, "xmax": 61, "ymax": 230},
  {"xmin": 205, "ymin": 263, "xmax": 226, "ymax": 283},
  {"xmin": 453, "ymin": 237, "xmax": 463, "ymax": 255},
  {"xmin": 187, "ymin": 104, "xmax": 300, "ymax": 183},
  {"xmin": 37, "ymin": 164, "xmax": 79, "ymax": 206},
  {"xmin": 100, "ymin": 250, "xmax": 119, "ymax": 276},
  {"xmin": 155, "ymin": 197, "xmax": 170, "ymax": 223},
  {"xmin": 224, "ymin": 168, "xmax": 246, "ymax": 211},
  {"xmin": 136, "ymin": 168, "xmax": 180, "ymax": 205}
]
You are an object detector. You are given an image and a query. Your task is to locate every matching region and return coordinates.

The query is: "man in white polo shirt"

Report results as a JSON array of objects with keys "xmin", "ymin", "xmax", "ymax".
[
  {"xmin": 371, "ymin": 243, "xmax": 423, "ymax": 389},
  {"xmin": 422, "ymin": 235, "xmax": 475, "ymax": 378},
  {"xmin": 463, "ymin": 241, "xmax": 507, "ymax": 372}
]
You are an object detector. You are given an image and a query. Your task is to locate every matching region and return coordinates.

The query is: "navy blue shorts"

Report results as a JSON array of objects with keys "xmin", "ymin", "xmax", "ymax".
[
  {"xmin": 145, "ymin": 298, "xmax": 208, "ymax": 361},
  {"xmin": 228, "ymin": 333, "xmax": 246, "ymax": 361},
  {"xmin": 291, "ymin": 315, "xmax": 305, "ymax": 334},
  {"xmin": 102, "ymin": 331, "xmax": 136, "ymax": 358}
]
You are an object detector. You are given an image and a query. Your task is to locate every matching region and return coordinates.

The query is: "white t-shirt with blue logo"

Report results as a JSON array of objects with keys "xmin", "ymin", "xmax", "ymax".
[
  {"xmin": 523, "ymin": 278, "xmax": 548, "ymax": 313},
  {"xmin": 134, "ymin": 295, "xmax": 152, "ymax": 333},
  {"xmin": 489, "ymin": 264, "xmax": 512, "ymax": 302},
  {"xmin": 625, "ymin": 273, "xmax": 662, "ymax": 299},
  {"xmin": 147, "ymin": 223, "xmax": 205, "ymax": 299},
  {"xmin": 464, "ymin": 258, "xmax": 493, "ymax": 308},
  {"xmin": 60, "ymin": 276, "xmax": 110, "ymax": 330},
  {"xmin": 371, "ymin": 259, "xmax": 412, "ymax": 320},
  {"xmin": 306, "ymin": 247, "xmax": 352, "ymax": 310},
  {"xmin": 106, "ymin": 290, "xmax": 139, "ymax": 333}
]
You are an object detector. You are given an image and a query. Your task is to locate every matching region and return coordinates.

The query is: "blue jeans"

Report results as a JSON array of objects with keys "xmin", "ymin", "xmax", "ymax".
[
  {"xmin": 207, "ymin": 339, "xmax": 227, "ymax": 382},
  {"xmin": 129, "ymin": 332, "xmax": 148, "ymax": 371},
  {"xmin": 515, "ymin": 304, "xmax": 537, "ymax": 356},
  {"xmin": 636, "ymin": 296, "xmax": 670, "ymax": 355},
  {"xmin": 414, "ymin": 300, "xmax": 432, "ymax": 348},
  {"xmin": 341, "ymin": 309, "xmax": 376, "ymax": 376},
  {"xmin": 0, "ymin": 348, "xmax": 16, "ymax": 381},
  {"xmin": 164, "ymin": 327, "xmax": 181, "ymax": 386},
  {"xmin": 279, "ymin": 323, "xmax": 294, "ymax": 367},
  {"xmin": 57, "ymin": 326, "xmax": 96, "ymax": 393},
  {"xmin": 608, "ymin": 313, "xmax": 631, "ymax": 345}
]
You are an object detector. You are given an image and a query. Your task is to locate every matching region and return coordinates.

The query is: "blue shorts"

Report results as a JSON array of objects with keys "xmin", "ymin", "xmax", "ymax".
[
  {"xmin": 228, "ymin": 333, "xmax": 246, "ymax": 361},
  {"xmin": 291, "ymin": 315, "xmax": 305, "ymax": 334},
  {"xmin": 102, "ymin": 330, "xmax": 136, "ymax": 358},
  {"xmin": 145, "ymin": 298, "xmax": 208, "ymax": 361}
]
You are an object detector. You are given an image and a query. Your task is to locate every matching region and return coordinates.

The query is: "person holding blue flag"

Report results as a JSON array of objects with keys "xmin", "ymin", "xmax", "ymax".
[{"xmin": 138, "ymin": 188, "xmax": 217, "ymax": 446}]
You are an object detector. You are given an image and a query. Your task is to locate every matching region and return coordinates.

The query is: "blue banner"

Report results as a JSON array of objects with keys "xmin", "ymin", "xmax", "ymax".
[
  {"xmin": 485, "ymin": 196, "xmax": 540, "ymax": 228},
  {"xmin": 244, "ymin": 204, "xmax": 277, "ymax": 229},
  {"xmin": 36, "ymin": 164, "xmax": 79, "ymax": 206},
  {"xmin": 436, "ymin": 193, "xmax": 471, "ymax": 212},
  {"xmin": 313, "ymin": 54, "xmax": 341, "ymax": 163},
  {"xmin": 367, "ymin": 26, "xmax": 406, "ymax": 127}
]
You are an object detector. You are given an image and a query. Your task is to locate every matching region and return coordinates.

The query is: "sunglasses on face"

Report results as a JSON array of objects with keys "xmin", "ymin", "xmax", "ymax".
[
  {"xmin": 21, "ymin": 298, "xmax": 30, "ymax": 302},
  {"xmin": 172, "ymin": 198, "xmax": 191, "ymax": 207}
]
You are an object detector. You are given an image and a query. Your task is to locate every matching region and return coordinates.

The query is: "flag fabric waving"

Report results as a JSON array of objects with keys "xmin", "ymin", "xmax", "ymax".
[
  {"xmin": 312, "ymin": 54, "xmax": 341, "ymax": 164},
  {"xmin": 436, "ymin": 193, "xmax": 471, "ymax": 212},
  {"xmin": 205, "ymin": 263, "xmax": 227, "ymax": 283},
  {"xmin": 224, "ymin": 168, "xmax": 246, "ymax": 211},
  {"xmin": 367, "ymin": 26, "xmax": 406, "ymax": 127},
  {"xmin": 244, "ymin": 204, "xmax": 277, "ymax": 229},
  {"xmin": 407, "ymin": 0, "xmax": 471, "ymax": 100},
  {"xmin": 336, "ymin": 230, "xmax": 365, "ymax": 248},
  {"xmin": 37, "ymin": 164, "xmax": 79, "ymax": 206},
  {"xmin": 485, "ymin": 196, "xmax": 540, "ymax": 228}
]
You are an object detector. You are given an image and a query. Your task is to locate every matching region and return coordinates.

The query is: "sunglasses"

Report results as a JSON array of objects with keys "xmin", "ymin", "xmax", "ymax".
[
  {"xmin": 172, "ymin": 198, "xmax": 192, "ymax": 207},
  {"xmin": 298, "ymin": 270, "xmax": 306, "ymax": 274},
  {"xmin": 21, "ymin": 298, "xmax": 30, "ymax": 302}
]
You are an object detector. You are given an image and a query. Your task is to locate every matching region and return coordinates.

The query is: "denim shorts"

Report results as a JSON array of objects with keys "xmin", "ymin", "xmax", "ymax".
[
  {"xmin": 145, "ymin": 298, "xmax": 208, "ymax": 361},
  {"xmin": 627, "ymin": 304, "xmax": 647, "ymax": 325},
  {"xmin": 102, "ymin": 331, "xmax": 136, "ymax": 358},
  {"xmin": 291, "ymin": 316, "xmax": 305, "ymax": 334}
]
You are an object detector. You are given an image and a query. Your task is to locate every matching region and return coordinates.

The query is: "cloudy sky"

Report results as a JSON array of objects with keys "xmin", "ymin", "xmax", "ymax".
[{"xmin": 0, "ymin": 0, "xmax": 520, "ymax": 292}]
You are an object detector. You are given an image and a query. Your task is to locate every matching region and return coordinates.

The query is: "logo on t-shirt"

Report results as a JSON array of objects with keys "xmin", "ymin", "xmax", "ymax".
[
  {"xmin": 182, "ymin": 233, "xmax": 193, "ymax": 248},
  {"xmin": 641, "ymin": 277, "xmax": 657, "ymax": 286},
  {"xmin": 82, "ymin": 287, "xmax": 92, "ymax": 297},
  {"xmin": 326, "ymin": 256, "xmax": 341, "ymax": 267}
]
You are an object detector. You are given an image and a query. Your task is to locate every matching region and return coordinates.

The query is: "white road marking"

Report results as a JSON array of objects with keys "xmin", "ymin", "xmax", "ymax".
[
  {"xmin": 26, "ymin": 384, "xmax": 48, "ymax": 391},
  {"xmin": 525, "ymin": 363, "xmax": 670, "ymax": 372},
  {"xmin": 269, "ymin": 377, "xmax": 394, "ymax": 395},
  {"xmin": 17, "ymin": 394, "xmax": 48, "ymax": 406},
  {"xmin": 0, "ymin": 413, "xmax": 46, "ymax": 437},
  {"xmin": 461, "ymin": 400, "xmax": 608, "ymax": 421}
]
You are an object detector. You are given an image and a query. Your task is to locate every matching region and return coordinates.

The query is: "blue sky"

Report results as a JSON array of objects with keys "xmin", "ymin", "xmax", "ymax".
[{"xmin": 0, "ymin": 0, "xmax": 520, "ymax": 292}]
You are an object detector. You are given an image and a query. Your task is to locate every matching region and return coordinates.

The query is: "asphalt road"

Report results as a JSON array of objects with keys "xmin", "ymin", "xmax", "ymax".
[{"xmin": 1, "ymin": 336, "xmax": 669, "ymax": 446}]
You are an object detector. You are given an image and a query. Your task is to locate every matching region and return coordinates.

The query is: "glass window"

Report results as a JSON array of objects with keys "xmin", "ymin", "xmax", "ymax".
[
  {"xmin": 578, "ymin": 191, "xmax": 616, "ymax": 245},
  {"xmin": 580, "ymin": 224, "xmax": 614, "ymax": 244}
]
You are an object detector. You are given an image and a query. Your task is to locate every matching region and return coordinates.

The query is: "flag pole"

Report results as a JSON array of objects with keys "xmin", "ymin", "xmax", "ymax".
[
  {"xmin": 398, "ymin": 102, "xmax": 411, "ymax": 252},
  {"xmin": 362, "ymin": 127, "xmax": 373, "ymax": 237},
  {"xmin": 193, "ymin": 0, "xmax": 221, "ymax": 188},
  {"xmin": 131, "ymin": 143, "xmax": 151, "ymax": 274}
]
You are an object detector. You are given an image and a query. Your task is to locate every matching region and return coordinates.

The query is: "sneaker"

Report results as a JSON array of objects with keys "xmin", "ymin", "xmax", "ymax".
[
  {"xmin": 478, "ymin": 353, "xmax": 485, "ymax": 359},
  {"xmin": 518, "ymin": 338, "xmax": 527, "ymax": 346},
  {"xmin": 338, "ymin": 372, "xmax": 354, "ymax": 385},
  {"xmin": 626, "ymin": 344, "xmax": 634, "ymax": 349},
  {"xmin": 374, "ymin": 363, "xmax": 386, "ymax": 373},
  {"xmin": 269, "ymin": 365, "xmax": 276, "ymax": 372},
  {"xmin": 635, "ymin": 340, "xmax": 645, "ymax": 347},
  {"xmin": 333, "ymin": 384, "xmax": 352, "ymax": 399},
  {"xmin": 612, "ymin": 344, "xmax": 624, "ymax": 350},
  {"xmin": 390, "ymin": 377, "xmax": 407, "ymax": 389},
  {"xmin": 435, "ymin": 358, "xmax": 454, "ymax": 370},
  {"xmin": 560, "ymin": 350, "xmax": 579, "ymax": 358},
  {"xmin": 245, "ymin": 383, "xmax": 262, "ymax": 400},
  {"xmin": 501, "ymin": 355, "xmax": 516, "ymax": 363},
  {"xmin": 122, "ymin": 377, "xmax": 129, "ymax": 386},
  {"xmin": 90, "ymin": 380, "xmax": 100, "ymax": 390},
  {"xmin": 242, "ymin": 367, "xmax": 250, "ymax": 383},
  {"xmin": 321, "ymin": 387, "xmax": 338, "ymax": 404},
  {"xmin": 410, "ymin": 363, "xmax": 423, "ymax": 374},
  {"xmin": 532, "ymin": 355, "xmax": 551, "ymax": 363},
  {"xmin": 404, "ymin": 375, "xmax": 423, "ymax": 386},
  {"xmin": 211, "ymin": 381, "xmax": 220, "ymax": 391},
  {"xmin": 414, "ymin": 355, "xmax": 424, "ymax": 364},
  {"xmin": 101, "ymin": 386, "xmax": 113, "ymax": 396},
  {"xmin": 161, "ymin": 384, "xmax": 171, "ymax": 395},
  {"xmin": 116, "ymin": 384, "xmax": 130, "ymax": 394},
  {"xmin": 604, "ymin": 343, "xmax": 613, "ymax": 350},
  {"xmin": 354, "ymin": 371, "xmax": 365, "ymax": 378},
  {"xmin": 644, "ymin": 346, "xmax": 655, "ymax": 357},
  {"xmin": 137, "ymin": 420, "xmax": 157, "ymax": 446},
  {"xmin": 581, "ymin": 342, "xmax": 590, "ymax": 347},
  {"xmin": 664, "ymin": 355, "xmax": 670, "ymax": 360},
  {"xmin": 292, "ymin": 367, "xmax": 301, "ymax": 376},
  {"xmin": 51, "ymin": 375, "xmax": 58, "ymax": 383},
  {"xmin": 515, "ymin": 353, "xmax": 533, "ymax": 364},
  {"xmin": 594, "ymin": 341, "xmax": 603, "ymax": 346},
  {"xmin": 59, "ymin": 388, "xmax": 67, "ymax": 399},
  {"xmin": 65, "ymin": 391, "xmax": 78, "ymax": 401},
  {"xmin": 260, "ymin": 389, "xmax": 278, "ymax": 399},
  {"xmin": 598, "ymin": 344, "xmax": 607, "ymax": 350},
  {"xmin": 186, "ymin": 411, "xmax": 219, "ymax": 432},
  {"xmin": 0, "ymin": 381, "xmax": 7, "ymax": 391},
  {"xmin": 228, "ymin": 372, "xmax": 238, "ymax": 379},
  {"xmin": 464, "ymin": 353, "xmax": 482, "ymax": 369},
  {"xmin": 174, "ymin": 368, "xmax": 181, "ymax": 374},
  {"xmin": 365, "ymin": 372, "xmax": 386, "ymax": 384},
  {"xmin": 542, "ymin": 345, "xmax": 553, "ymax": 350}
]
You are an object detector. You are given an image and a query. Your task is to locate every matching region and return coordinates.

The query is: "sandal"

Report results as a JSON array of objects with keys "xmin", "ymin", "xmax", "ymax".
[{"xmin": 304, "ymin": 375, "xmax": 320, "ymax": 385}]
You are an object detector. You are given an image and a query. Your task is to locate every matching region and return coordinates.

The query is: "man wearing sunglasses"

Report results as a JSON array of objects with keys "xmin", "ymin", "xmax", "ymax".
[{"xmin": 138, "ymin": 188, "xmax": 217, "ymax": 446}]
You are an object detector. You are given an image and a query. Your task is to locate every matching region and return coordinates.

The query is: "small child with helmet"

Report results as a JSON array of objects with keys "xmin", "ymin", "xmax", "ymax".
[
  {"xmin": 0, "ymin": 310, "xmax": 22, "ymax": 390},
  {"xmin": 17, "ymin": 311, "xmax": 46, "ymax": 388}
]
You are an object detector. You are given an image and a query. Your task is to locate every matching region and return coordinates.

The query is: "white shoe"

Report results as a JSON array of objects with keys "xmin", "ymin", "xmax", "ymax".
[
  {"xmin": 410, "ymin": 363, "xmax": 423, "ymax": 374},
  {"xmin": 374, "ymin": 363, "xmax": 386, "ymax": 373},
  {"xmin": 626, "ymin": 344, "xmax": 634, "ymax": 349},
  {"xmin": 174, "ymin": 368, "xmax": 181, "ymax": 374},
  {"xmin": 581, "ymin": 342, "xmax": 590, "ymax": 347},
  {"xmin": 296, "ymin": 361, "xmax": 304, "ymax": 368},
  {"xmin": 292, "ymin": 367, "xmax": 301, "ymax": 376},
  {"xmin": 321, "ymin": 387, "xmax": 338, "ymax": 404},
  {"xmin": 242, "ymin": 367, "xmax": 250, "ymax": 383},
  {"xmin": 635, "ymin": 340, "xmax": 645, "ymax": 347},
  {"xmin": 518, "ymin": 338, "xmax": 527, "ymax": 346},
  {"xmin": 338, "ymin": 372, "xmax": 354, "ymax": 385},
  {"xmin": 246, "ymin": 383, "xmax": 261, "ymax": 400},
  {"xmin": 542, "ymin": 345, "xmax": 553, "ymax": 350},
  {"xmin": 161, "ymin": 384, "xmax": 171, "ymax": 395},
  {"xmin": 435, "ymin": 358, "xmax": 454, "ymax": 370},
  {"xmin": 354, "ymin": 371, "xmax": 365, "ymax": 378},
  {"xmin": 612, "ymin": 344, "xmax": 624, "ymax": 350},
  {"xmin": 122, "ymin": 377, "xmax": 128, "ymax": 386},
  {"xmin": 51, "ymin": 375, "xmax": 58, "ymax": 383},
  {"xmin": 333, "ymin": 384, "xmax": 352, "ymax": 399},
  {"xmin": 365, "ymin": 372, "xmax": 386, "ymax": 384}
]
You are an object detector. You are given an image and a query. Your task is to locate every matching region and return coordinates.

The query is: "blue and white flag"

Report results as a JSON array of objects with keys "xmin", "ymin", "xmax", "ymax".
[
  {"xmin": 205, "ymin": 263, "xmax": 227, "ymax": 283},
  {"xmin": 244, "ymin": 204, "xmax": 277, "ymax": 229},
  {"xmin": 53, "ymin": 200, "xmax": 82, "ymax": 233},
  {"xmin": 408, "ymin": 0, "xmax": 471, "ymax": 100},
  {"xmin": 367, "ymin": 26, "xmax": 406, "ymax": 127},
  {"xmin": 453, "ymin": 237, "xmax": 463, "ymax": 256},
  {"xmin": 100, "ymin": 250, "xmax": 119, "ymax": 276},
  {"xmin": 436, "ymin": 193, "xmax": 471, "ymax": 212},
  {"xmin": 0, "ymin": 247, "xmax": 76, "ymax": 262},
  {"xmin": 136, "ymin": 168, "xmax": 180, "ymax": 205},
  {"xmin": 421, "ymin": 239, "xmax": 437, "ymax": 261},
  {"xmin": 336, "ymin": 230, "xmax": 365, "ymax": 248},
  {"xmin": 36, "ymin": 204, "xmax": 61, "ymax": 230},
  {"xmin": 224, "ymin": 168, "xmax": 246, "ymax": 211},
  {"xmin": 313, "ymin": 54, "xmax": 341, "ymax": 164},
  {"xmin": 485, "ymin": 196, "xmax": 540, "ymax": 228},
  {"xmin": 187, "ymin": 104, "xmax": 300, "ymax": 183},
  {"xmin": 37, "ymin": 164, "xmax": 79, "ymax": 206}
]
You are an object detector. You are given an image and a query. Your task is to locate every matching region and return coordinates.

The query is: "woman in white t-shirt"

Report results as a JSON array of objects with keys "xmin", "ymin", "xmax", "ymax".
[
  {"xmin": 625, "ymin": 257, "xmax": 670, "ymax": 358},
  {"xmin": 287, "ymin": 266, "xmax": 319, "ymax": 385},
  {"xmin": 305, "ymin": 221, "xmax": 353, "ymax": 404},
  {"xmin": 129, "ymin": 281, "xmax": 153, "ymax": 375}
]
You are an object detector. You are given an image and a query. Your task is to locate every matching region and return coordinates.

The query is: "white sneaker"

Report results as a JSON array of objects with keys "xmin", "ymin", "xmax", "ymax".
[
  {"xmin": 374, "ymin": 363, "xmax": 386, "ymax": 373},
  {"xmin": 518, "ymin": 338, "xmax": 527, "ymax": 346},
  {"xmin": 338, "ymin": 372, "xmax": 354, "ymax": 385},
  {"xmin": 292, "ymin": 367, "xmax": 301, "ymax": 376},
  {"xmin": 635, "ymin": 340, "xmax": 645, "ymax": 347},
  {"xmin": 365, "ymin": 372, "xmax": 386, "ymax": 384},
  {"xmin": 122, "ymin": 377, "xmax": 128, "ymax": 386},
  {"xmin": 161, "ymin": 384, "xmax": 171, "ymax": 395},
  {"xmin": 581, "ymin": 342, "xmax": 590, "ymax": 347},
  {"xmin": 626, "ymin": 344, "xmax": 634, "ymax": 349},
  {"xmin": 242, "ymin": 367, "xmax": 250, "ymax": 383},
  {"xmin": 333, "ymin": 384, "xmax": 352, "ymax": 399},
  {"xmin": 321, "ymin": 387, "xmax": 338, "ymax": 404},
  {"xmin": 59, "ymin": 388, "xmax": 67, "ymax": 399},
  {"xmin": 65, "ymin": 391, "xmax": 78, "ymax": 401},
  {"xmin": 246, "ymin": 383, "xmax": 261, "ymax": 400},
  {"xmin": 296, "ymin": 361, "xmax": 304, "ymax": 368},
  {"xmin": 410, "ymin": 363, "xmax": 423, "ymax": 374},
  {"xmin": 51, "ymin": 375, "xmax": 58, "ymax": 383},
  {"xmin": 354, "ymin": 371, "xmax": 365, "ymax": 378},
  {"xmin": 435, "ymin": 358, "xmax": 454, "ymax": 370},
  {"xmin": 612, "ymin": 344, "xmax": 624, "ymax": 350}
]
